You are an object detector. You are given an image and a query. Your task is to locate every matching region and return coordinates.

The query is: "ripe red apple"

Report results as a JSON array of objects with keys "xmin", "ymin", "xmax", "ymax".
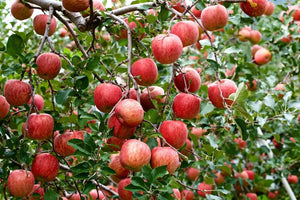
[
  {"xmin": 106, "ymin": 136, "xmax": 126, "ymax": 151},
  {"xmin": 272, "ymin": 138, "xmax": 282, "ymax": 149},
  {"xmin": 36, "ymin": 52, "xmax": 61, "ymax": 80},
  {"xmin": 254, "ymin": 48, "xmax": 271, "ymax": 65},
  {"xmin": 288, "ymin": 174, "xmax": 298, "ymax": 184},
  {"xmin": 109, "ymin": 154, "xmax": 130, "ymax": 182},
  {"xmin": 82, "ymin": 0, "xmax": 106, "ymax": 17},
  {"xmin": 240, "ymin": 0, "xmax": 267, "ymax": 17},
  {"xmin": 151, "ymin": 146, "xmax": 180, "ymax": 174},
  {"xmin": 159, "ymin": 120, "xmax": 188, "ymax": 149},
  {"xmin": 187, "ymin": 167, "xmax": 200, "ymax": 181},
  {"xmin": 264, "ymin": 1, "xmax": 275, "ymax": 16},
  {"xmin": 140, "ymin": 86, "xmax": 166, "ymax": 111},
  {"xmin": 214, "ymin": 172, "xmax": 225, "ymax": 185},
  {"xmin": 151, "ymin": 34, "xmax": 183, "ymax": 64},
  {"xmin": 245, "ymin": 170, "xmax": 255, "ymax": 180},
  {"xmin": 11, "ymin": 0, "xmax": 33, "ymax": 20},
  {"xmin": 181, "ymin": 190, "xmax": 194, "ymax": 200},
  {"xmin": 247, "ymin": 79, "xmax": 258, "ymax": 91},
  {"xmin": 174, "ymin": 67, "xmax": 201, "ymax": 93},
  {"xmin": 7, "ymin": 169, "xmax": 35, "ymax": 197},
  {"xmin": 27, "ymin": 184, "xmax": 45, "ymax": 200},
  {"xmin": 208, "ymin": 79, "xmax": 237, "ymax": 109},
  {"xmin": 94, "ymin": 83, "xmax": 122, "ymax": 113},
  {"xmin": 201, "ymin": 4, "xmax": 228, "ymax": 31},
  {"xmin": 172, "ymin": 93, "xmax": 201, "ymax": 119},
  {"xmin": 290, "ymin": 137, "xmax": 296, "ymax": 143},
  {"xmin": 27, "ymin": 94, "xmax": 44, "ymax": 111},
  {"xmin": 118, "ymin": 178, "xmax": 133, "ymax": 200},
  {"xmin": 249, "ymin": 30, "xmax": 261, "ymax": 44},
  {"xmin": 172, "ymin": 189, "xmax": 181, "ymax": 200},
  {"xmin": 170, "ymin": 21, "xmax": 199, "ymax": 47},
  {"xmin": 274, "ymin": 83, "xmax": 285, "ymax": 99},
  {"xmin": 89, "ymin": 189, "xmax": 105, "ymax": 200},
  {"xmin": 108, "ymin": 114, "xmax": 136, "ymax": 139},
  {"xmin": 192, "ymin": 6, "xmax": 202, "ymax": 18},
  {"xmin": 33, "ymin": 14, "xmax": 57, "ymax": 36},
  {"xmin": 54, "ymin": 131, "xmax": 84, "ymax": 157},
  {"xmin": 268, "ymin": 191, "xmax": 277, "ymax": 199},
  {"xmin": 4, "ymin": 79, "xmax": 31, "ymax": 106},
  {"xmin": 251, "ymin": 44, "xmax": 263, "ymax": 58},
  {"xmin": 69, "ymin": 193, "xmax": 88, "ymax": 200},
  {"xmin": 31, "ymin": 153, "xmax": 59, "ymax": 182},
  {"xmin": 168, "ymin": 0, "xmax": 186, "ymax": 13},
  {"xmin": 289, "ymin": 5, "xmax": 300, "ymax": 21},
  {"xmin": 115, "ymin": 19, "xmax": 144, "ymax": 41},
  {"xmin": 59, "ymin": 27, "xmax": 68, "ymax": 37},
  {"xmin": 115, "ymin": 99, "xmax": 144, "ymax": 127},
  {"xmin": 131, "ymin": 58, "xmax": 158, "ymax": 86},
  {"xmin": 119, "ymin": 139, "xmax": 151, "ymax": 171},
  {"xmin": 26, "ymin": 113, "xmax": 54, "ymax": 140},
  {"xmin": 246, "ymin": 193, "xmax": 258, "ymax": 200},
  {"xmin": 190, "ymin": 127, "xmax": 207, "ymax": 138},
  {"xmin": 62, "ymin": 0, "xmax": 89, "ymax": 12},
  {"xmin": 234, "ymin": 138, "xmax": 247, "ymax": 150},
  {"xmin": 0, "ymin": 95, "xmax": 10, "ymax": 119},
  {"xmin": 238, "ymin": 28, "xmax": 251, "ymax": 42},
  {"xmin": 197, "ymin": 182, "xmax": 213, "ymax": 197}
]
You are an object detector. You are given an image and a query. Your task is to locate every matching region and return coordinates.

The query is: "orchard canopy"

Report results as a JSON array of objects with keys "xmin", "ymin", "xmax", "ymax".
[{"xmin": 1, "ymin": 0, "xmax": 300, "ymax": 199}]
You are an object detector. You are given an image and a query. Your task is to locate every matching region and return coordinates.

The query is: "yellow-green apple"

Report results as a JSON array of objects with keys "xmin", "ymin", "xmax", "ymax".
[
  {"xmin": 131, "ymin": 58, "xmax": 158, "ymax": 86},
  {"xmin": 109, "ymin": 154, "xmax": 130, "ymax": 182},
  {"xmin": 174, "ymin": 67, "xmax": 201, "ymax": 93},
  {"xmin": 88, "ymin": 189, "xmax": 105, "ymax": 200},
  {"xmin": 159, "ymin": 120, "xmax": 188, "ymax": 149},
  {"xmin": 234, "ymin": 138, "xmax": 247, "ymax": 150},
  {"xmin": 238, "ymin": 28, "xmax": 251, "ymax": 42},
  {"xmin": 181, "ymin": 190, "xmax": 194, "ymax": 200},
  {"xmin": 33, "ymin": 14, "xmax": 57, "ymax": 36},
  {"xmin": 94, "ymin": 83, "xmax": 122, "ymax": 113},
  {"xmin": 246, "ymin": 193, "xmax": 258, "ymax": 200},
  {"xmin": 200, "ymin": 4, "xmax": 228, "ymax": 31},
  {"xmin": 7, "ymin": 169, "xmax": 34, "ymax": 197},
  {"xmin": 264, "ymin": 1, "xmax": 275, "ymax": 16},
  {"xmin": 26, "ymin": 113, "xmax": 54, "ymax": 140},
  {"xmin": 151, "ymin": 146, "xmax": 180, "ymax": 174},
  {"xmin": 192, "ymin": 6, "xmax": 202, "ymax": 18},
  {"xmin": 254, "ymin": 48, "xmax": 271, "ymax": 65},
  {"xmin": 108, "ymin": 114, "xmax": 136, "ymax": 139},
  {"xmin": 118, "ymin": 178, "xmax": 133, "ymax": 200},
  {"xmin": 240, "ymin": 0, "xmax": 267, "ymax": 17},
  {"xmin": 187, "ymin": 167, "xmax": 200, "ymax": 181},
  {"xmin": 197, "ymin": 182, "xmax": 213, "ymax": 197},
  {"xmin": 140, "ymin": 86, "xmax": 166, "ymax": 111},
  {"xmin": 172, "ymin": 93, "xmax": 201, "ymax": 119},
  {"xmin": 4, "ymin": 79, "xmax": 31, "ymax": 106},
  {"xmin": 151, "ymin": 34, "xmax": 183, "ymax": 64},
  {"xmin": 82, "ymin": 0, "xmax": 105, "ymax": 17},
  {"xmin": 274, "ymin": 83, "xmax": 285, "ymax": 99},
  {"xmin": 62, "ymin": 0, "xmax": 89, "ymax": 12},
  {"xmin": 170, "ymin": 21, "xmax": 199, "ymax": 47},
  {"xmin": 27, "ymin": 184, "xmax": 44, "ymax": 200},
  {"xmin": 168, "ymin": 0, "xmax": 186, "ymax": 13},
  {"xmin": 0, "ymin": 95, "xmax": 10, "ymax": 119},
  {"xmin": 190, "ymin": 127, "xmax": 207, "ymax": 138},
  {"xmin": 288, "ymin": 174, "xmax": 298, "ymax": 184},
  {"xmin": 245, "ymin": 170, "xmax": 255, "ymax": 180},
  {"xmin": 249, "ymin": 30, "xmax": 261, "ymax": 44},
  {"xmin": 36, "ymin": 53, "xmax": 61, "ymax": 80},
  {"xmin": 31, "ymin": 153, "xmax": 59, "ymax": 182},
  {"xmin": 11, "ymin": 0, "xmax": 33, "ymax": 20},
  {"xmin": 172, "ymin": 189, "xmax": 181, "ymax": 200},
  {"xmin": 247, "ymin": 79, "xmax": 258, "ymax": 91},
  {"xmin": 208, "ymin": 79, "xmax": 237, "ymax": 109},
  {"xmin": 106, "ymin": 136, "xmax": 126, "ymax": 151},
  {"xmin": 214, "ymin": 172, "xmax": 225, "ymax": 185},
  {"xmin": 180, "ymin": 139, "xmax": 192, "ymax": 156},
  {"xmin": 27, "ymin": 94, "xmax": 44, "ymax": 111},
  {"xmin": 115, "ymin": 99, "xmax": 144, "ymax": 127},
  {"xmin": 53, "ymin": 131, "xmax": 84, "ymax": 157},
  {"xmin": 119, "ymin": 139, "xmax": 151, "ymax": 171},
  {"xmin": 251, "ymin": 44, "xmax": 263, "ymax": 58}
]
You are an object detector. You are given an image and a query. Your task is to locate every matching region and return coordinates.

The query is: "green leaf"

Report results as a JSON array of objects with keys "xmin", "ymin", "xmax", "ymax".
[
  {"xmin": 68, "ymin": 138, "xmax": 90, "ymax": 156},
  {"xmin": 146, "ymin": 14, "xmax": 157, "ymax": 24},
  {"xmin": 158, "ymin": 5, "xmax": 169, "ymax": 22},
  {"xmin": 145, "ymin": 137, "xmax": 158, "ymax": 150},
  {"xmin": 234, "ymin": 118, "xmax": 248, "ymax": 140},
  {"xmin": 233, "ymin": 104, "xmax": 253, "ymax": 124},
  {"xmin": 130, "ymin": 177, "xmax": 149, "ymax": 191},
  {"xmin": 84, "ymin": 132, "xmax": 97, "ymax": 152},
  {"xmin": 224, "ymin": 47, "xmax": 242, "ymax": 54},
  {"xmin": 229, "ymin": 82, "xmax": 248, "ymax": 106},
  {"xmin": 206, "ymin": 194, "xmax": 223, "ymax": 200},
  {"xmin": 201, "ymin": 102, "xmax": 214, "ymax": 115},
  {"xmin": 264, "ymin": 95, "xmax": 275, "ymax": 109},
  {"xmin": 44, "ymin": 190, "xmax": 59, "ymax": 200},
  {"xmin": 142, "ymin": 165, "xmax": 153, "ymax": 183},
  {"xmin": 204, "ymin": 174, "xmax": 214, "ymax": 185},
  {"xmin": 203, "ymin": 144, "xmax": 214, "ymax": 155},
  {"xmin": 151, "ymin": 165, "xmax": 168, "ymax": 181},
  {"xmin": 75, "ymin": 75, "xmax": 89, "ymax": 90},
  {"xmin": 207, "ymin": 59, "xmax": 220, "ymax": 70},
  {"xmin": 55, "ymin": 89, "xmax": 74, "ymax": 105},
  {"xmin": 6, "ymin": 34, "xmax": 24, "ymax": 56},
  {"xmin": 71, "ymin": 161, "xmax": 91, "ymax": 173},
  {"xmin": 102, "ymin": 166, "xmax": 116, "ymax": 176}
]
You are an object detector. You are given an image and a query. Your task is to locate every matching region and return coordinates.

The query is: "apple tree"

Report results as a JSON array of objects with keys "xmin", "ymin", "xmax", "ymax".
[{"xmin": 1, "ymin": 0, "xmax": 300, "ymax": 199}]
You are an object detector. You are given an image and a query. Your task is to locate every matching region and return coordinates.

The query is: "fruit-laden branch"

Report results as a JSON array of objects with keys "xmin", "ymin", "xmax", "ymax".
[{"xmin": 218, "ymin": 0, "xmax": 246, "ymax": 2}]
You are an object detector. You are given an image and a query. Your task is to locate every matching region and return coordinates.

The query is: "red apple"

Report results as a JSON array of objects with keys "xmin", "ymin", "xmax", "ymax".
[
  {"xmin": 59, "ymin": 27, "xmax": 68, "ymax": 37},
  {"xmin": 268, "ymin": 191, "xmax": 277, "ymax": 199},
  {"xmin": 119, "ymin": 139, "xmax": 151, "ymax": 171},
  {"xmin": 234, "ymin": 138, "xmax": 247, "ymax": 150},
  {"xmin": 54, "ymin": 131, "xmax": 85, "ymax": 157},
  {"xmin": 190, "ymin": 127, "xmax": 207, "ymax": 138},
  {"xmin": 249, "ymin": 30, "xmax": 261, "ymax": 44},
  {"xmin": 245, "ymin": 170, "xmax": 255, "ymax": 180},
  {"xmin": 88, "ymin": 189, "xmax": 105, "ymax": 200},
  {"xmin": 159, "ymin": 120, "xmax": 188, "ymax": 149},
  {"xmin": 140, "ymin": 86, "xmax": 166, "ymax": 111},
  {"xmin": 238, "ymin": 29, "xmax": 251, "ymax": 42},
  {"xmin": 106, "ymin": 136, "xmax": 126, "ymax": 151},
  {"xmin": 174, "ymin": 67, "xmax": 201, "ymax": 93},
  {"xmin": 172, "ymin": 189, "xmax": 181, "ymax": 200},
  {"xmin": 290, "ymin": 137, "xmax": 296, "ymax": 143},
  {"xmin": 69, "ymin": 193, "xmax": 88, "ymax": 200},
  {"xmin": 251, "ymin": 44, "xmax": 263, "ymax": 58},
  {"xmin": 169, "ymin": 0, "xmax": 186, "ymax": 13},
  {"xmin": 62, "ymin": 0, "xmax": 89, "ymax": 12},
  {"xmin": 7, "ymin": 169, "xmax": 34, "ymax": 197},
  {"xmin": 288, "ymin": 174, "xmax": 298, "ymax": 184},
  {"xmin": 26, "ymin": 113, "xmax": 54, "ymax": 140},
  {"xmin": 82, "ymin": 0, "xmax": 106, "ymax": 17},
  {"xmin": 109, "ymin": 154, "xmax": 130, "ymax": 182},
  {"xmin": 116, "ymin": 19, "xmax": 144, "ymax": 41},
  {"xmin": 27, "ymin": 184, "xmax": 45, "ymax": 200},
  {"xmin": 246, "ymin": 80, "xmax": 258, "ymax": 91},
  {"xmin": 274, "ymin": 83, "xmax": 285, "ymax": 99},
  {"xmin": 197, "ymin": 182, "xmax": 213, "ymax": 197},
  {"xmin": 115, "ymin": 99, "xmax": 144, "ymax": 127},
  {"xmin": 180, "ymin": 139, "xmax": 192, "ymax": 156},
  {"xmin": 0, "ymin": 95, "xmax": 10, "ymax": 119},
  {"xmin": 272, "ymin": 138, "xmax": 282, "ymax": 149},
  {"xmin": 225, "ymin": 65, "xmax": 236, "ymax": 77},
  {"xmin": 151, "ymin": 34, "xmax": 183, "ymax": 64},
  {"xmin": 4, "ymin": 79, "xmax": 31, "ymax": 106},
  {"xmin": 172, "ymin": 93, "xmax": 201, "ymax": 119},
  {"xmin": 151, "ymin": 147, "xmax": 180, "ymax": 174},
  {"xmin": 33, "ymin": 14, "xmax": 57, "ymax": 36},
  {"xmin": 187, "ymin": 167, "xmax": 200, "ymax": 181},
  {"xmin": 181, "ymin": 190, "xmax": 194, "ymax": 200},
  {"xmin": 27, "ymin": 94, "xmax": 44, "ymax": 111},
  {"xmin": 108, "ymin": 114, "xmax": 136, "ymax": 139},
  {"xmin": 31, "ymin": 153, "xmax": 59, "ymax": 182},
  {"xmin": 246, "ymin": 193, "xmax": 258, "ymax": 200},
  {"xmin": 240, "ymin": 0, "xmax": 267, "ymax": 17},
  {"xmin": 11, "ymin": 0, "xmax": 33, "ymax": 20},
  {"xmin": 170, "ymin": 21, "xmax": 199, "ymax": 47},
  {"xmin": 36, "ymin": 52, "xmax": 61, "ymax": 80},
  {"xmin": 192, "ymin": 6, "xmax": 202, "ymax": 18},
  {"xmin": 201, "ymin": 4, "xmax": 228, "ymax": 31},
  {"xmin": 264, "ymin": 1, "xmax": 275, "ymax": 16},
  {"xmin": 290, "ymin": 5, "xmax": 300, "ymax": 21},
  {"xmin": 254, "ymin": 47, "xmax": 271, "ymax": 65},
  {"xmin": 118, "ymin": 178, "xmax": 133, "ymax": 200},
  {"xmin": 94, "ymin": 83, "xmax": 122, "ymax": 113},
  {"xmin": 208, "ymin": 79, "xmax": 237, "ymax": 109},
  {"xmin": 214, "ymin": 172, "xmax": 225, "ymax": 185},
  {"xmin": 131, "ymin": 58, "xmax": 158, "ymax": 86}
]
